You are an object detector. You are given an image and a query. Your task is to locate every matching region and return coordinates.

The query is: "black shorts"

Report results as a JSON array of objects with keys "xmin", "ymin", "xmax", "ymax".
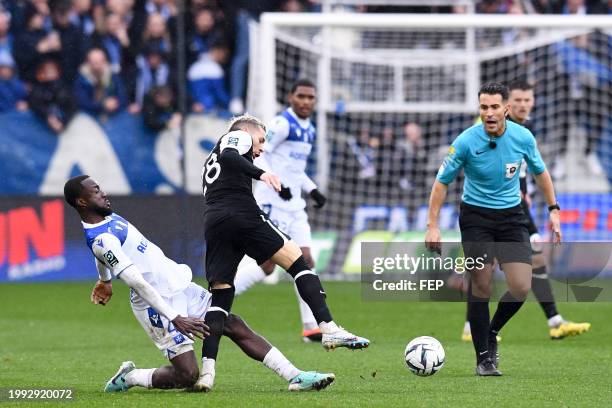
[
  {"xmin": 204, "ymin": 209, "xmax": 290, "ymax": 285},
  {"xmin": 459, "ymin": 202, "xmax": 531, "ymax": 265}
]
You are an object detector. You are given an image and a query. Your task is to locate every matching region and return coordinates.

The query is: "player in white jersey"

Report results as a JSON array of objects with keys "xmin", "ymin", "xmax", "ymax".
[
  {"xmin": 63, "ymin": 175, "xmax": 335, "ymax": 393},
  {"xmin": 233, "ymin": 79, "xmax": 328, "ymax": 342}
]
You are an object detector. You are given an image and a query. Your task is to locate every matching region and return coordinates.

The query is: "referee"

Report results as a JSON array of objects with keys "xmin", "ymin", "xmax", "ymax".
[{"xmin": 425, "ymin": 82, "xmax": 562, "ymax": 376}]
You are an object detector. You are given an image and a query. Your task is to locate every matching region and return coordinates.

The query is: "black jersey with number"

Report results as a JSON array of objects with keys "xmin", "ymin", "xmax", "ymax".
[{"xmin": 202, "ymin": 130, "xmax": 264, "ymax": 223}]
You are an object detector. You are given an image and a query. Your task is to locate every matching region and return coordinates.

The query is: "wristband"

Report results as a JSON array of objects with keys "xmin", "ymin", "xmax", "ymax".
[{"xmin": 548, "ymin": 203, "xmax": 560, "ymax": 212}]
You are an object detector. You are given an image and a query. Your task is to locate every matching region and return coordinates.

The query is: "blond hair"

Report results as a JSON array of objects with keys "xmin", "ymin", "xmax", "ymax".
[{"xmin": 227, "ymin": 113, "xmax": 266, "ymax": 133}]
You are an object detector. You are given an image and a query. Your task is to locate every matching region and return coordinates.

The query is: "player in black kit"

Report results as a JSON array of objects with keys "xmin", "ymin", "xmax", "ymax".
[{"xmin": 196, "ymin": 114, "xmax": 369, "ymax": 392}]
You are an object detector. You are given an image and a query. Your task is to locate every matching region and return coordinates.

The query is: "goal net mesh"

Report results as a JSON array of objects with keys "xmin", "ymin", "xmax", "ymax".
[{"xmin": 249, "ymin": 16, "xmax": 612, "ymax": 276}]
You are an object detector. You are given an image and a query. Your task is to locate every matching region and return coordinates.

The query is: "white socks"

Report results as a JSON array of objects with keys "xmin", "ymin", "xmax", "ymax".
[
  {"xmin": 202, "ymin": 357, "xmax": 216, "ymax": 376},
  {"xmin": 263, "ymin": 347, "xmax": 300, "ymax": 381},
  {"xmin": 319, "ymin": 321, "xmax": 339, "ymax": 334},
  {"xmin": 463, "ymin": 321, "xmax": 471, "ymax": 333},
  {"xmin": 234, "ymin": 264, "xmax": 267, "ymax": 296},
  {"xmin": 125, "ymin": 368, "xmax": 155, "ymax": 388},
  {"xmin": 293, "ymin": 281, "xmax": 318, "ymax": 331},
  {"xmin": 548, "ymin": 314, "xmax": 564, "ymax": 328}
]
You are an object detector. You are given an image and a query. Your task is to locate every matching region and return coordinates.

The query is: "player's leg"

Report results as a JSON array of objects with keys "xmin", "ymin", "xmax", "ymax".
[
  {"xmin": 223, "ymin": 314, "xmax": 335, "ymax": 391},
  {"xmin": 106, "ymin": 296, "xmax": 200, "ymax": 392},
  {"xmin": 290, "ymin": 210, "xmax": 321, "ymax": 342},
  {"xmin": 197, "ymin": 228, "xmax": 243, "ymax": 392},
  {"xmin": 297, "ymin": 246, "xmax": 322, "ymax": 342},
  {"xmin": 269, "ymin": 241, "xmax": 369, "ymax": 350},
  {"xmin": 245, "ymin": 213, "xmax": 369, "ymax": 350}
]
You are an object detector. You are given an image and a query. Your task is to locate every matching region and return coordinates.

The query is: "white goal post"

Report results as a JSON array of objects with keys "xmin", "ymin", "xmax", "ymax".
[{"xmin": 251, "ymin": 13, "xmax": 612, "ymax": 193}]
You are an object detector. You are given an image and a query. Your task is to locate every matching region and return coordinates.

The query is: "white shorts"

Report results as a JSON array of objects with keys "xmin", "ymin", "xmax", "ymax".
[
  {"xmin": 260, "ymin": 204, "xmax": 312, "ymax": 247},
  {"xmin": 131, "ymin": 282, "xmax": 212, "ymax": 360}
]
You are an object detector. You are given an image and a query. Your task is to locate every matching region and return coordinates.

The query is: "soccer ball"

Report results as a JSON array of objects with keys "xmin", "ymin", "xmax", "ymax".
[{"xmin": 404, "ymin": 336, "xmax": 445, "ymax": 376}]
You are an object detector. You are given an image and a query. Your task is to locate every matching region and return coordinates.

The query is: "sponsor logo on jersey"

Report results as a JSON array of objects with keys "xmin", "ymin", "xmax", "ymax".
[
  {"xmin": 448, "ymin": 146, "xmax": 456, "ymax": 156},
  {"xmin": 95, "ymin": 238, "xmax": 104, "ymax": 248},
  {"xmin": 289, "ymin": 151, "xmax": 309, "ymax": 161},
  {"xmin": 228, "ymin": 136, "xmax": 239, "ymax": 146},
  {"xmin": 104, "ymin": 250, "xmax": 119, "ymax": 267}
]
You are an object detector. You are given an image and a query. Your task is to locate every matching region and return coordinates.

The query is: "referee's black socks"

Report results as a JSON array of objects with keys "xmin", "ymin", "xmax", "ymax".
[
  {"xmin": 531, "ymin": 266, "xmax": 559, "ymax": 319},
  {"xmin": 286, "ymin": 256, "xmax": 333, "ymax": 324},
  {"xmin": 489, "ymin": 291, "xmax": 525, "ymax": 340},
  {"xmin": 202, "ymin": 286, "xmax": 235, "ymax": 360},
  {"xmin": 467, "ymin": 292, "xmax": 490, "ymax": 364}
]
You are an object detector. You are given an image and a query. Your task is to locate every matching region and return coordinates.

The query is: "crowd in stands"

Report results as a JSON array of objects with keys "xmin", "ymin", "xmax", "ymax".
[{"xmin": 0, "ymin": 0, "xmax": 610, "ymax": 134}]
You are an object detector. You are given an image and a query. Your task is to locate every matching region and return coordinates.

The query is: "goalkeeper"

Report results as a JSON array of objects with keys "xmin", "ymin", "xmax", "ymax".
[{"xmin": 233, "ymin": 79, "xmax": 328, "ymax": 343}]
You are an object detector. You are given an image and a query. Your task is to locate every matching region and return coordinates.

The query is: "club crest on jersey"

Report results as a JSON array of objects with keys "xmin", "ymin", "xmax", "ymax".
[
  {"xmin": 228, "ymin": 136, "xmax": 239, "ymax": 146},
  {"xmin": 104, "ymin": 250, "xmax": 119, "ymax": 267},
  {"xmin": 448, "ymin": 146, "xmax": 456, "ymax": 156},
  {"xmin": 505, "ymin": 162, "xmax": 519, "ymax": 179}
]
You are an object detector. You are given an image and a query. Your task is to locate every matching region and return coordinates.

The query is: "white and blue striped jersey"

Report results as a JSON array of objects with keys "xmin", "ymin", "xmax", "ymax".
[
  {"xmin": 254, "ymin": 108, "xmax": 317, "ymax": 211},
  {"xmin": 82, "ymin": 213, "xmax": 192, "ymax": 303}
]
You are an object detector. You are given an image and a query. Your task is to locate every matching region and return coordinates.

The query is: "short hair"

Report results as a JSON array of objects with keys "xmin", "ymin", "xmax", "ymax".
[
  {"xmin": 478, "ymin": 81, "xmax": 509, "ymax": 101},
  {"xmin": 227, "ymin": 113, "xmax": 266, "ymax": 133},
  {"xmin": 508, "ymin": 79, "xmax": 534, "ymax": 92},
  {"xmin": 290, "ymin": 78, "xmax": 316, "ymax": 94},
  {"xmin": 64, "ymin": 175, "xmax": 90, "ymax": 208}
]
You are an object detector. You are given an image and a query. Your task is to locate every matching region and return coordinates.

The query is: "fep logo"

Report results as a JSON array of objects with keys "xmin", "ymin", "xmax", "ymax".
[{"xmin": 0, "ymin": 200, "xmax": 65, "ymax": 280}]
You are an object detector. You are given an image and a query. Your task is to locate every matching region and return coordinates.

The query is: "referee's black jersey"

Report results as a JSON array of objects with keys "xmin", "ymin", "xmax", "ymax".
[{"xmin": 202, "ymin": 130, "xmax": 264, "ymax": 218}]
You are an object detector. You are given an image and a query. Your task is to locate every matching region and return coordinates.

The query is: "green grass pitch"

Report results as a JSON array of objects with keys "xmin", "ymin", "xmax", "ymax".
[{"xmin": 1, "ymin": 281, "xmax": 611, "ymax": 407}]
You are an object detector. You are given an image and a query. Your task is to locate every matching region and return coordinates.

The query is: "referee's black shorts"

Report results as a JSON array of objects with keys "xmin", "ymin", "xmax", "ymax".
[
  {"xmin": 204, "ymin": 209, "xmax": 290, "ymax": 285},
  {"xmin": 459, "ymin": 202, "xmax": 531, "ymax": 265}
]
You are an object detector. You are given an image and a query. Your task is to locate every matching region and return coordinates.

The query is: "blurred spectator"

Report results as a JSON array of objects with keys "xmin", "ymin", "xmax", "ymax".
[
  {"xmin": 13, "ymin": 3, "xmax": 59, "ymax": 83},
  {"xmin": 74, "ymin": 48, "xmax": 127, "ymax": 117},
  {"xmin": 142, "ymin": 85, "xmax": 181, "ymax": 131},
  {"xmin": 279, "ymin": 0, "xmax": 307, "ymax": 12},
  {"xmin": 90, "ymin": 12, "xmax": 131, "ymax": 74},
  {"xmin": 51, "ymin": 0, "xmax": 86, "ymax": 84},
  {"xmin": 139, "ymin": 12, "xmax": 171, "ymax": 58},
  {"xmin": 477, "ymin": 0, "xmax": 509, "ymax": 13},
  {"xmin": 70, "ymin": 0, "xmax": 98, "ymax": 37},
  {"xmin": 188, "ymin": 39, "xmax": 229, "ymax": 113},
  {"xmin": 398, "ymin": 122, "xmax": 428, "ymax": 192},
  {"xmin": 28, "ymin": 58, "xmax": 76, "ymax": 133},
  {"xmin": 0, "ymin": 11, "xmax": 12, "ymax": 58},
  {"xmin": 133, "ymin": 41, "xmax": 171, "ymax": 107},
  {"xmin": 0, "ymin": 53, "xmax": 28, "ymax": 113},
  {"xmin": 346, "ymin": 125, "xmax": 376, "ymax": 180},
  {"xmin": 187, "ymin": 7, "xmax": 218, "ymax": 65},
  {"xmin": 130, "ymin": 1, "xmax": 175, "ymax": 52}
]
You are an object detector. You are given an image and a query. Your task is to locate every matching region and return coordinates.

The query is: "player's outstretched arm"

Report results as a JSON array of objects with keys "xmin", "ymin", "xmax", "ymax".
[
  {"xmin": 425, "ymin": 180, "xmax": 448, "ymax": 254},
  {"xmin": 219, "ymin": 148, "xmax": 266, "ymax": 180}
]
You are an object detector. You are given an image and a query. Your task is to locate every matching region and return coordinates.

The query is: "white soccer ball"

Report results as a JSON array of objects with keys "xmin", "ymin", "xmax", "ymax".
[{"xmin": 404, "ymin": 336, "xmax": 445, "ymax": 376}]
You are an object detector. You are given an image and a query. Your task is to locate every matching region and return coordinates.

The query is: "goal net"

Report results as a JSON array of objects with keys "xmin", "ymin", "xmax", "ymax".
[{"xmin": 248, "ymin": 12, "xmax": 612, "ymax": 277}]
